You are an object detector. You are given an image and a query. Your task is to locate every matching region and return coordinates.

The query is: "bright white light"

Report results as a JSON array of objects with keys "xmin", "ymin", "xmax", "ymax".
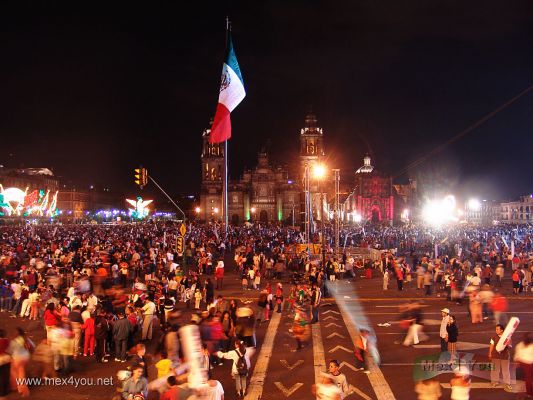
[
  {"xmin": 353, "ymin": 213, "xmax": 362, "ymax": 223},
  {"xmin": 3, "ymin": 187, "xmax": 26, "ymax": 204},
  {"xmin": 250, "ymin": 207, "xmax": 256, "ymax": 213},
  {"xmin": 312, "ymin": 164, "xmax": 326, "ymax": 179},
  {"xmin": 401, "ymin": 209, "xmax": 410, "ymax": 221},
  {"xmin": 214, "ymin": 207, "xmax": 219, "ymax": 214},
  {"xmin": 422, "ymin": 195, "xmax": 457, "ymax": 226},
  {"xmin": 194, "ymin": 207, "xmax": 201, "ymax": 214},
  {"xmin": 468, "ymin": 198, "xmax": 481, "ymax": 211}
]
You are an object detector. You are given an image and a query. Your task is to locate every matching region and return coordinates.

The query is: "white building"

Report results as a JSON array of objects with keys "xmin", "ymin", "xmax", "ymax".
[{"xmin": 500, "ymin": 195, "xmax": 533, "ymax": 224}]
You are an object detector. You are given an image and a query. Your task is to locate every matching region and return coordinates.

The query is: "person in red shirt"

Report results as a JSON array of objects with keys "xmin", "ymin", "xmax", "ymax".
[
  {"xmin": 81, "ymin": 313, "xmax": 95, "ymax": 356},
  {"xmin": 512, "ymin": 270, "xmax": 521, "ymax": 295},
  {"xmin": 215, "ymin": 261, "xmax": 225, "ymax": 290},
  {"xmin": 43, "ymin": 303, "xmax": 60, "ymax": 339}
]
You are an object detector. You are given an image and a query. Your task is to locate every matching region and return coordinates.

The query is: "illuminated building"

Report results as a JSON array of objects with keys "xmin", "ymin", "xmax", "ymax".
[
  {"xmin": 199, "ymin": 114, "xmax": 324, "ymax": 223},
  {"xmin": 199, "ymin": 112, "xmax": 416, "ymax": 225},
  {"xmin": 500, "ymin": 195, "xmax": 533, "ymax": 224},
  {"xmin": 342, "ymin": 155, "xmax": 394, "ymax": 225}
]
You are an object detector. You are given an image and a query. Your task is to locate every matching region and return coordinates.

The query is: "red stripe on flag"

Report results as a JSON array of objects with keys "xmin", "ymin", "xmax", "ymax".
[{"xmin": 209, "ymin": 103, "xmax": 231, "ymax": 143}]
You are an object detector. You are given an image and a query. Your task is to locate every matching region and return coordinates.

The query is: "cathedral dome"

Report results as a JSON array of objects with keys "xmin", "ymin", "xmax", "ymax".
[{"xmin": 356, "ymin": 155, "xmax": 374, "ymax": 173}]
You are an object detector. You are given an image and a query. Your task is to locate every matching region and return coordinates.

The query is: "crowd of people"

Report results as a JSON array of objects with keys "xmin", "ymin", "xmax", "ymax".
[{"xmin": 0, "ymin": 221, "xmax": 530, "ymax": 399}]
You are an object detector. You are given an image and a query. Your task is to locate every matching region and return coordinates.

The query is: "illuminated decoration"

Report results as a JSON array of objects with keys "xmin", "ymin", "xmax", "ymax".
[
  {"xmin": 0, "ymin": 186, "xmax": 27, "ymax": 216},
  {"xmin": 352, "ymin": 212, "xmax": 362, "ymax": 223},
  {"xmin": 0, "ymin": 186, "xmax": 59, "ymax": 217},
  {"xmin": 422, "ymin": 195, "xmax": 459, "ymax": 226},
  {"xmin": 153, "ymin": 212, "xmax": 175, "ymax": 218},
  {"xmin": 22, "ymin": 189, "xmax": 59, "ymax": 217},
  {"xmin": 126, "ymin": 196, "xmax": 153, "ymax": 219},
  {"xmin": 401, "ymin": 208, "xmax": 410, "ymax": 222}
]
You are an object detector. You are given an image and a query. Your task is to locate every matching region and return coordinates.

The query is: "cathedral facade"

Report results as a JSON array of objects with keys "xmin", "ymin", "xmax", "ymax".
[
  {"xmin": 199, "ymin": 113, "xmax": 326, "ymax": 224},
  {"xmin": 199, "ymin": 112, "xmax": 404, "ymax": 225}
]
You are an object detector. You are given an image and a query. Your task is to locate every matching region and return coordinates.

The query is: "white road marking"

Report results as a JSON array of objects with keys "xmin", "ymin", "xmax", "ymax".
[
  {"xmin": 348, "ymin": 384, "xmax": 373, "ymax": 400},
  {"xmin": 329, "ymin": 283, "xmax": 396, "ymax": 400},
  {"xmin": 323, "ymin": 310, "xmax": 341, "ymax": 315},
  {"xmin": 312, "ymin": 322, "xmax": 327, "ymax": 385},
  {"xmin": 366, "ymin": 311, "xmax": 533, "ymax": 315},
  {"xmin": 327, "ymin": 332, "xmax": 346, "ymax": 339},
  {"xmin": 375, "ymin": 330, "xmax": 529, "ymax": 335},
  {"xmin": 440, "ymin": 381, "xmax": 525, "ymax": 391},
  {"xmin": 374, "ymin": 305, "xmax": 430, "ymax": 308},
  {"xmin": 329, "ymin": 345, "xmax": 353, "ymax": 354},
  {"xmin": 274, "ymin": 382, "xmax": 304, "ymax": 397},
  {"xmin": 323, "ymin": 315, "xmax": 339, "ymax": 321},
  {"xmin": 245, "ymin": 311, "xmax": 282, "ymax": 400},
  {"xmin": 326, "ymin": 322, "xmax": 342, "ymax": 328},
  {"xmin": 280, "ymin": 359, "xmax": 304, "ymax": 370},
  {"xmin": 413, "ymin": 341, "xmax": 489, "ymax": 350},
  {"xmin": 339, "ymin": 361, "xmax": 360, "ymax": 372}
]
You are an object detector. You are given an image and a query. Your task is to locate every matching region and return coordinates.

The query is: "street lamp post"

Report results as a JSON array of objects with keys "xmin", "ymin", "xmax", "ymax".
[
  {"xmin": 333, "ymin": 169, "xmax": 340, "ymax": 257},
  {"xmin": 194, "ymin": 206, "xmax": 201, "ymax": 221},
  {"xmin": 313, "ymin": 164, "xmax": 327, "ymax": 267}
]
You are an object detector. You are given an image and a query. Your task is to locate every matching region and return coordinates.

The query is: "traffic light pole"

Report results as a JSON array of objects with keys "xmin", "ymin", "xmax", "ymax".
[{"xmin": 147, "ymin": 175, "xmax": 186, "ymax": 222}]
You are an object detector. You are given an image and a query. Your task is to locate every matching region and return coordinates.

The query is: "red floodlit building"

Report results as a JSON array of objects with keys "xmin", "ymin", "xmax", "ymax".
[{"xmin": 343, "ymin": 155, "xmax": 394, "ymax": 225}]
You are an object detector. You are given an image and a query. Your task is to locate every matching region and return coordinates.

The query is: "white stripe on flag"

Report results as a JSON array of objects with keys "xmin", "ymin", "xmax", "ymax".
[{"xmin": 218, "ymin": 63, "xmax": 245, "ymax": 112}]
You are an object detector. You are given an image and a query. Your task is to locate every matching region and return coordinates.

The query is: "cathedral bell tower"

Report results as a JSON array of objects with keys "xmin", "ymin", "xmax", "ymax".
[
  {"xmin": 200, "ymin": 121, "xmax": 224, "ymax": 220},
  {"xmin": 299, "ymin": 112, "xmax": 326, "ymax": 222},
  {"xmin": 300, "ymin": 112, "xmax": 325, "ymax": 179}
]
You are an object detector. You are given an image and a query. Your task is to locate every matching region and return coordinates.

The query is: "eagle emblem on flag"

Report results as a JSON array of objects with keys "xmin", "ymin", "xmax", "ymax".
[{"xmin": 220, "ymin": 69, "xmax": 231, "ymax": 92}]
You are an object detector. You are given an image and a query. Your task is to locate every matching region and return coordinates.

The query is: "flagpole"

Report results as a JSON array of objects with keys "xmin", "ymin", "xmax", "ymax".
[
  {"xmin": 224, "ymin": 140, "xmax": 228, "ymax": 233},
  {"xmin": 223, "ymin": 17, "xmax": 230, "ymax": 235}
]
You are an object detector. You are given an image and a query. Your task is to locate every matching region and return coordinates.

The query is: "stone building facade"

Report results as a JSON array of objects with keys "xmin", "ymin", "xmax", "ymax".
[{"xmin": 200, "ymin": 113, "xmax": 327, "ymax": 223}]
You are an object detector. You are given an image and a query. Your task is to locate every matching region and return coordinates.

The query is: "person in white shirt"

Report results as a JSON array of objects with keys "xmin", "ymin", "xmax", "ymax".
[
  {"xmin": 141, "ymin": 298, "xmax": 156, "ymax": 340},
  {"xmin": 440, "ymin": 308, "xmax": 451, "ymax": 353},
  {"xmin": 86, "ymin": 293, "xmax": 98, "ymax": 313},
  {"xmin": 326, "ymin": 360, "xmax": 349, "ymax": 399},
  {"xmin": 313, "ymin": 375, "xmax": 342, "ymax": 400},
  {"xmin": 514, "ymin": 332, "xmax": 533, "ymax": 397},
  {"xmin": 216, "ymin": 340, "xmax": 254, "ymax": 398},
  {"xmin": 204, "ymin": 379, "xmax": 224, "ymax": 400}
]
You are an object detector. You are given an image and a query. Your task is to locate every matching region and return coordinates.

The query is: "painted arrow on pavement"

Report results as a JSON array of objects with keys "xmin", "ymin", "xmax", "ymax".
[
  {"xmin": 280, "ymin": 359, "xmax": 304, "ymax": 371},
  {"xmin": 327, "ymin": 332, "xmax": 346, "ymax": 339},
  {"xmin": 326, "ymin": 322, "xmax": 342, "ymax": 328},
  {"xmin": 339, "ymin": 361, "xmax": 361, "ymax": 372},
  {"xmin": 413, "ymin": 341, "xmax": 489, "ymax": 350},
  {"xmin": 274, "ymin": 382, "xmax": 304, "ymax": 397},
  {"xmin": 347, "ymin": 385, "xmax": 373, "ymax": 400},
  {"xmin": 329, "ymin": 345, "xmax": 353, "ymax": 354},
  {"xmin": 323, "ymin": 316, "xmax": 339, "ymax": 321},
  {"xmin": 323, "ymin": 310, "xmax": 341, "ymax": 315}
]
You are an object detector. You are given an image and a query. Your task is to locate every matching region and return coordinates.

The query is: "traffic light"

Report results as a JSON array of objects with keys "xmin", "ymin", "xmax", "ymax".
[{"xmin": 134, "ymin": 167, "xmax": 148, "ymax": 188}]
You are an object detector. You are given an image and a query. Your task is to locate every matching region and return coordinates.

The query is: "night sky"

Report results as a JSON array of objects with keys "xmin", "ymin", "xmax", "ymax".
[{"xmin": 1, "ymin": 1, "xmax": 532, "ymax": 204}]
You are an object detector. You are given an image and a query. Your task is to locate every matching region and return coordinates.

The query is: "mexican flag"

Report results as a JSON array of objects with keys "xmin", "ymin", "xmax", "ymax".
[{"xmin": 209, "ymin": 34, "xmax": 245, "ymax": 143}]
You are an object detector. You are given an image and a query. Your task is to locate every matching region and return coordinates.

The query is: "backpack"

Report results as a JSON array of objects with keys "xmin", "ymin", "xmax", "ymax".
[{"xmin": 235, "ymin": 349, "xmax": 248, "ymax": 376}]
